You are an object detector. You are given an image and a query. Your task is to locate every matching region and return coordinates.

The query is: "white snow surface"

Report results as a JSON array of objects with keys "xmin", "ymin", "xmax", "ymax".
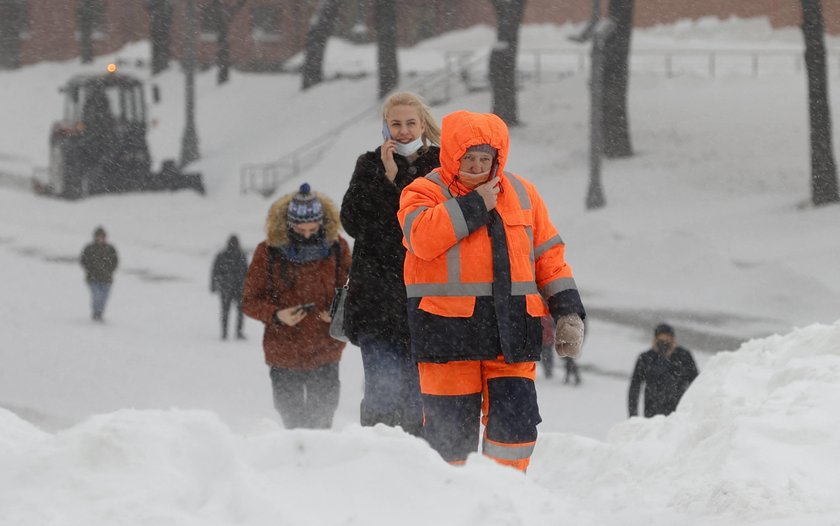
[{"xmin": 1, "ymin": 17, "xmax": 840, "ymax": 525}]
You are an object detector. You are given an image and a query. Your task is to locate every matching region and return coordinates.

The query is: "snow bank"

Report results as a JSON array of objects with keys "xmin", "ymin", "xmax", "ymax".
[
  {"xmin": 534, "ymin": 321, "xmax": 840, "ymax": 525},
  {"xmin": 2, "ymin": 322, "xmax": 839, "ymax": 525}
]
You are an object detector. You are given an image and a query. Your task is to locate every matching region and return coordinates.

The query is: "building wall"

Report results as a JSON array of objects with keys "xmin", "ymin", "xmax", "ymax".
[
  {"xmin": 20, "ymin": 0, "xmax": 147, "ymax": 65},
  {"xmin": 524, "ymin": 0, "xmax": 839, "ymax": 34},
  {"xmin": 10, "ymin": 0, "xmax": 840, "ymax": 69}
]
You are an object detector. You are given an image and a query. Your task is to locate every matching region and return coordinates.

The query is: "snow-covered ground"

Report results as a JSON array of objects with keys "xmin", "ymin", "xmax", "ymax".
[{"xmin": 1, "ymin": 17, "xmax": 839, "ymax": 525}]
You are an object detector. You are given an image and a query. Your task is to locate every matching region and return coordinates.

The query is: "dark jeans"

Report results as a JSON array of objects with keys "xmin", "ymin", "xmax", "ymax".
[
  {"xmin": 88, "ymin": 282, "xmax": 111, "ymax": 319},
  {"xmin": 359, "ymin": 334, "xmax": 423, "ymax": 436},
  {"xmin": 220, "ymin": 293, "xmax": 244, "ymax": 338},
  {"xmin": 269, "ymin": 362, "xmax": 340, "ymax": 429}
]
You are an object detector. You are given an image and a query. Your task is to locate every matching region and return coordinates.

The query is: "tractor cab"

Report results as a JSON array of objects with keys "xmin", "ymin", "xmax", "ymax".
[
  {"xmin": 61, "ymin": 71, "xmax": 147, "ymax": 131},
  {"xmin": 44, "ymin": 66, "xmax": 203, "ymax": 199}
]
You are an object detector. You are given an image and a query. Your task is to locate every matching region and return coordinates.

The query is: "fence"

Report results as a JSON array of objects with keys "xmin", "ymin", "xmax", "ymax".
[
  {"xmin": 239, "ymin": 51, "xmax": 489, "ymax": 197},
  {"xmin": 508, "ymin": 48, "xmax": 840, "ymax": 81},
  {"xmin": 239, "ymin": 47, "xmax": 840, "ymax": 196}
]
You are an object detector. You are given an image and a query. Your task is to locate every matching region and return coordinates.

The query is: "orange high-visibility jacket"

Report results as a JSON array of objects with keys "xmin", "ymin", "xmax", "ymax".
[{"xmin": 398, "ymin": 111, "xmax": 580, "ymax": 324}]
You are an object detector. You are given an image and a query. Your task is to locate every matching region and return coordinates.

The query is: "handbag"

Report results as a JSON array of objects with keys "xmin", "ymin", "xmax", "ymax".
[
  {"xmin": 328, "ymin": 242, "xmax": 350, "ymax": 342},
  {"xmin": 328, "ymin": 279, "xmax": 349, "ymax": 342}
]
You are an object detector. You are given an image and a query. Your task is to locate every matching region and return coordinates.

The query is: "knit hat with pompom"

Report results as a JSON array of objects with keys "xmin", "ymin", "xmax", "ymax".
[{"xmin": 287, "ymin": 183, "xmax": 324, "ymax": 224}]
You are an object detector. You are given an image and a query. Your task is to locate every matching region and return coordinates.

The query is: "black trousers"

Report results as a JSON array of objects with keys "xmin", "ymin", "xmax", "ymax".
[
  {"xmin": 269, "ymin": 362, "xmax": 340, "ymax": 429},
  {"xmin": 220, "ymin": 293, "xmax": 244, "ymax": 338}
]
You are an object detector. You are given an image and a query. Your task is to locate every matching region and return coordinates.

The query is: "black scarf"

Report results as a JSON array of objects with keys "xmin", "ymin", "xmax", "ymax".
[{"xmin": 280, "ymin": 229, "xmax": 330, "ymax": 264}]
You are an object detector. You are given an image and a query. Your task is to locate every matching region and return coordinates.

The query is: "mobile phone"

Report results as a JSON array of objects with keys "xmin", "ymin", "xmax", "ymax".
[
  {"xmin": 296, "ymin": 302, "xmax": 317, "ymax": 313},
  {"xmin": 382, "ymin": 120, "xmax": 392, "ymax": 141},
  {"xmin": 489, "ymin": 160, "xmax": 500, "ymax": 186}
]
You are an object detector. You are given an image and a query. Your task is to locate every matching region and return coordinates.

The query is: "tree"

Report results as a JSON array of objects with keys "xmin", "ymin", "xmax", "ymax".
[
  {"xmin": 800, "ymin": 0, "xmax": 839, "ymax": 205},
  {"xmin": 145, "ymin": 0, "xmax": 174, "ymax": 75},
  {"xmin": 301, "ymin": 0, "xmax": 343, "ymax": 90},
  {"xmin": 601, "ymin": 0, "xmax": 633, "ymax": 158},
  {"xmin": 0, "ymin": 0, "xmax": 27, "ymax": 69},
  {"xmin": 77, "ymin": 0, "xmax": 104, "ymax": 64},
  {"xmin": 374, "ymin": 0, "xmax": 398, "ymax": 98},
  {"xmin": 489, "ymin": 0, "xmax": 526, "ymax": 125},
  {"xmin": 208, "ymin": 0, "xmax": 248, "ymax": 85}
]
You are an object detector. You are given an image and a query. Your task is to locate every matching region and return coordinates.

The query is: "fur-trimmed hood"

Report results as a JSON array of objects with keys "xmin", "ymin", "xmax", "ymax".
[{"xmin": 265, "ymin": 191, "xmax": 342, "ymax": 247}]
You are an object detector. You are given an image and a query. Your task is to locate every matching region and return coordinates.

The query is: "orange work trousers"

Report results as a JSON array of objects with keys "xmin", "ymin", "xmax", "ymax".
[{"xmin": 418, "ymin": 357, "xmax": 541, "ymax": 472}]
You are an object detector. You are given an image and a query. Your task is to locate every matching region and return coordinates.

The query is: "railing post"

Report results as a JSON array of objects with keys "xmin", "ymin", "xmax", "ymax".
[
  {"xmin": 665, "ymin": 53, "xmax": 672, "ymax": 78},
  {"xmin": 709, "ymin": 51, "xmax": 715, "ymax": 78},
  {"xmin": 752, "ymin": 53, "xmax": 759, "ymax": 77},
  {"xmin": 534, "ymin": 50, "xmax": 541, "ymax": 84}
]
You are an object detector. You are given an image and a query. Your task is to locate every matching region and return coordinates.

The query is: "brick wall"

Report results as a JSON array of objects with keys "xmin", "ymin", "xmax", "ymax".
[{"xmin": 11, "ymin": 0, "xmax": 840, "ymax": 69}]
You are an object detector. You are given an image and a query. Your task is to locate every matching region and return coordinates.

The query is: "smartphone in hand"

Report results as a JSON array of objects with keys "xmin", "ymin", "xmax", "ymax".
[
  {"xmin": 296, "ymin": 303, "xmax": 317, "ymax": 313},
  {"xmin": 382, "ymin": 121, "xmax": 392, "ymax": 141}
]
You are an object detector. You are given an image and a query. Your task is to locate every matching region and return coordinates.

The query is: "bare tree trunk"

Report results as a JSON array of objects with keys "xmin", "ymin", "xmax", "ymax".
[
  {"xmin": 302, "ymin": 0, "xmax": 343, "ymax": 90},
  {"xmin": 0, "ymin": 0, "xmax": 26, "ymax": 69},
  {"xmin": 212, "ymin": 0, "xmax": 247, "ymax": 85},
  {"xmin": 77, "ymin": 0, "xmax": 99, "ymax": 64},
  {"xmin": 601, "ymin": 0, "xmax": 633, "ymax": 158},
  {"xmin": 146, "ymin": 0, "xmax": 173, "ymax": 75},
  {"xmin": 374, "ymin": 0, "xmax": 398, "ymax": 98},
  {"xmin": 489, "ymin": 0, "xmax": 525, "ymax": 125},
  {"xmin": 800, "ymin": 0, "xmax": 839, "ymax": 205}
]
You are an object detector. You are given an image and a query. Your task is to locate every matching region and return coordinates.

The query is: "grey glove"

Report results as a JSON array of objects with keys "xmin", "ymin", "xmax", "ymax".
[{"xmin": 554, "ymin": 314, "xmax": 584, "ymax": 358}]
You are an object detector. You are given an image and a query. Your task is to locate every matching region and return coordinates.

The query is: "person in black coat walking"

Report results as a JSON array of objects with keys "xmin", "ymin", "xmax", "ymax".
[
  {"xmin": 628, "ymin": 323, "xmax": 699, "ymax": 417},
  {"xmin": 80, "ymin": 226, "xmax": 118, "ymax": 322},
  {"xmin": 211, "ymin": 234, "xmax": 248, "ymax": 340},
  {"xmin": 340, "ymin": 91, "xmax": 441, "ymax": 436}
]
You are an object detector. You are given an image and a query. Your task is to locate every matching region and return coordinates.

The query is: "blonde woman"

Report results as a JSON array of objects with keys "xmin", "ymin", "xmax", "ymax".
[{"xmin": 339, "ymin": 92, "xmax": 441, "ymax": 436}]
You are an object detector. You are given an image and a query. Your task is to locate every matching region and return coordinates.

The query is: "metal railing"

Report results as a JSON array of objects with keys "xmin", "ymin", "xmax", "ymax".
[
  {"xmin": 239, "ymin": 46, "xmax": 840, "ymax": 197},
  {"xmin": 239, "ymin": 51, "xmax": 489, "ymax": 197},
  {"xmin": 509, "ymin": 47, "xmax": 840, "ymax": 80}
]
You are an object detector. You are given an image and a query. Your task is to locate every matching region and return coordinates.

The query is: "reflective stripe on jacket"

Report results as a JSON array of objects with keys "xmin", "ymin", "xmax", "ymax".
[{"xmin": 400, "ymin": 168, "xmax": 576, "ymax": 318}]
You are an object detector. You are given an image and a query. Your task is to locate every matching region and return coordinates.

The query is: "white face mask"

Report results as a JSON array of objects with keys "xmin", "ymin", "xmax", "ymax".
[{"xmin": 394, "ymin": 137, "xmax": 424, "ymax": 157}]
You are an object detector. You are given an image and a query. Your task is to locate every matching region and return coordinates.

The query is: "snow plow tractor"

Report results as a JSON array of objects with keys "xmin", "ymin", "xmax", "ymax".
[{"xmin": 38, "ymin": 69, "xmax": 204, "ymax": 199}]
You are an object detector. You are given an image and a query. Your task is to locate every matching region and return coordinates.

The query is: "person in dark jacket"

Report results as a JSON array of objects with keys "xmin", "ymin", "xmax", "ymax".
[
  {"xmin": 242, "ymin": 183, "xmax": 351, "ymax": 429},
  {"xmin": 340, "ymin": 91, "xmax": 441, "ymax": 436},
  {"xmin": 211, "ymin": 234, "xmax": 248, "ymax": 340},
  {"xmin": 628, "ymin": 323, "xmax": 699, "ymax": 418},
  {"xmin": 80, "ymin": 226, "xmax": 118, "ymax": 322}
]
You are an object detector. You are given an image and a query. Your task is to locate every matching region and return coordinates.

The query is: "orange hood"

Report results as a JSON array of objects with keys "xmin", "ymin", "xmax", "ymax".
[{"xmin": 438, "ymin": 111, "xmax": 510, "ymax": 188}]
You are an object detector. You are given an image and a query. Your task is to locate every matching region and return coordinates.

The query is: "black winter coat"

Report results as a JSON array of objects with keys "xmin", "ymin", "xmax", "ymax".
[
  {"xmin": 211, "ymin": 245, "xmax": 248, "ymax": 297},
  {"xmin": 80, "ymin": 242, "xmax": 118, "ymax": 283},
  {"xmin": 340, "ymin": 145, "xmax": 441, "ymax": 345},
  {"xmin": 628, "ymin": 346, "xmax": 699, "ymax": 417}
]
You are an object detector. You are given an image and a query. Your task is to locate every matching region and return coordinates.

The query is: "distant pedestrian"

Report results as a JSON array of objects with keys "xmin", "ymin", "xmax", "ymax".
[
  {"xmin": 340, "ymin": 91, "xmax": 441, "ymax": 436},
  {"xmin": 628, "ymin": 323, "xmax": 699, "ymax": 418},
  {"xmin": 540, "ymin": 315, "xmax": 555, "ymax": 379},
  {"xmin": 211, "ymin": 234, "xmax": 248, "ymax": 340},
  {"xmin": 80, "ymin": 226, "xmax": 118, "ymax": 322},
  {"xmin": 242, "ymin": 183, "xmax": 351, "ymax": 429}
]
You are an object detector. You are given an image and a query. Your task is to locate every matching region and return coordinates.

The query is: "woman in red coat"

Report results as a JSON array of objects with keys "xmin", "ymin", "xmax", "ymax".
[{"xmin": 242, "ymin": 183, "xmax": 352, "ymax": 429}]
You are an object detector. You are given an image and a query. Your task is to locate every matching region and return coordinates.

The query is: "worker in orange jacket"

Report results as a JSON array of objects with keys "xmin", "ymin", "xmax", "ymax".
[{"xmin": 398, "ymin": 110, "xmax": 586, "ymax": 471}]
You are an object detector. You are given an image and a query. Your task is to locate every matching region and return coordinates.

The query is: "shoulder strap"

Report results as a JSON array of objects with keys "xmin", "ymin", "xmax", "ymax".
[{"xmin": 332, "ymin": 241, "xmax": 344, "ymax": 287}]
